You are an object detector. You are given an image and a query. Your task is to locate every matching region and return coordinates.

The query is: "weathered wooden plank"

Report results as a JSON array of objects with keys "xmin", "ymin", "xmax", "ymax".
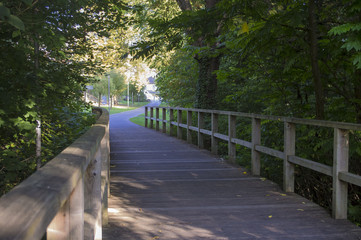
[
  {"xmin": 231, "ymin": 138, "xmax": 252, "ymax": 148},
  {"xmin": 189, "ymin": 126, "xmax": 198, "ymax": 131},
  {"xmin": 284, "ymin": 122, "xmax": 295, "ymax": 192},
  {"xmin": 200, "ymin": 129, "xmax": 212, "ymax": 136},
  {"xmin": 213, "ymin": 132, "xmax": 228, "ymax": 141},
  {"xmin": 252, "ymin": 118, "xmax": 261, "ymax": 175},
  {"xmin": 333, "ymin": 128, "xmax": 349, "ymax": 219},
  {"xmin": 339, "ymin": 172, "xmax": 361, "ymax": 187},
  {"xmin": 288, "ymin": 156, "xmax": 332, "ymax": 177},
  {"xmin": 228, "ymin": 115, "xmax": 236, "ymax": 162},
  {"xmin": 162, "ymin": 108, "xmax": 167, "ymax": 134},
  {"xmin": 211, "ymin": 113, "xmax": 219, "ymax": 155},
  {"xmin": 255, "ymin": 145, "xmax": 285, "ymax": 159},
  {"xmin": 187, "ymin": 111, "xmax": 192, "ymax": 144},
  {"xmin": 164, "ymin": 107, "xmax": 361, "ymax": 130}
]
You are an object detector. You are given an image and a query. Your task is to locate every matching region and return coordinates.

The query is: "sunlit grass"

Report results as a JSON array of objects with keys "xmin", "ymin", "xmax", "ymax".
[{"xmin": 130, "ymin": 113, "xmax": 146, "ymax": 126}]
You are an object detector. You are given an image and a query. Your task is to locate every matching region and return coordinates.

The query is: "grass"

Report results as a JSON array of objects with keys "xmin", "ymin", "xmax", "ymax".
[
  {"xmin": 117, "ymin": 101, "xmax": 149, "ymax": 108},
  {"xmin": 130, "ymin": 109, "xmax": 171, "ymax": 134},
  {"xmin": 101, "ymin": 106, "xmax": 138, "ymax": 115},
  {"xmin": 130, "ymin": 113, "xmax": 146, "ymax": 126}
]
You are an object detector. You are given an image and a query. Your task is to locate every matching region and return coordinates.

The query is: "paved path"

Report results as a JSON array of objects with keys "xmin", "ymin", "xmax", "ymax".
[{"xmin": 103, "ymin": 106, "xmax": 361, "ymax": 240}]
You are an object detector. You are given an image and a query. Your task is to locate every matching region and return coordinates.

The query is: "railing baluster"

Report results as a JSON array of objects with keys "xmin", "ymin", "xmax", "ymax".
[
  {"xmin": 156, "ymin": 108, "xmax": 160, "ymax": 131},
  {"xmin": 150, "ymin": 107, "xmax": 154, "ymax": 129},
  {"xmin": 162, "ymin": 108, "xmax": 167, "ymax": 133},
  {"xmin": 187, "ymin": 110, "xmax": 192, "ymax": 143},
  {"xmin": 332, "ymin": 128, "xmax": 349, "ymax": 219},
  {"xmin": 198, "ymin": 111, "xmax": 204, "ymax": 148},
  {"xmin": 251, "ymin": 118, "xmax": 261, "ymax": 175},
  {"xmin": 145, "ymin": 106, "xmax": 148, "ymax": 128},
  {"xmin": 177, "ymin": 109, "xmax": 182, "ymax": 139},
  {"xmin": 169, "ymin": 108, "xmax": 174, "ymax": 136},
  {"xmin": 211, "ymin": 113, "xmax": 218, "ymax": 155},
  {"xmin": 284, "ymin": 122, "xmax": 295, "ymax": 192},
  {"xmin": 228, "ymin": 115, "xmax": 236, "ymax": 163}
]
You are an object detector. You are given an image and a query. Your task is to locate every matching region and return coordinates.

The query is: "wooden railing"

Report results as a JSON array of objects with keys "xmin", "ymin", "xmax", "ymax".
[
  {"xmin": 145, "ymin": 106, "xmax": 361, "ymax": 220},
  {"xmin": 0, "ymin": 107, "xmax": 110, "ymax": 240}
]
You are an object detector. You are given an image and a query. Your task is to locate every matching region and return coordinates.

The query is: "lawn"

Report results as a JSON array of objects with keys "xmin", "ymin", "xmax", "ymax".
[{"xmin": 130, "ymin": 108, "xmax": 171, "ymax": 134}]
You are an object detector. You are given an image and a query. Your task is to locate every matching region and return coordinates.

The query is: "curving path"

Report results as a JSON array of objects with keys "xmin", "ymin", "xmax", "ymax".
[{"xmin": 103, "ymin": 105, "xmax": 361, "ymax": 240}]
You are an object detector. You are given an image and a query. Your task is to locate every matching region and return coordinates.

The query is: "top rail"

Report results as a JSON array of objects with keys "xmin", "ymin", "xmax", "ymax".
[
  {"xmin": 0, "ymin": 107, "xmax": 110, "ymax": 240},
  {"xmin": 151, "ymin": 107, "xmax": 361, "ymax": 131},
  {"xmin": 145, "ymin": 106, "xmax": 361, "ymax": 220}
]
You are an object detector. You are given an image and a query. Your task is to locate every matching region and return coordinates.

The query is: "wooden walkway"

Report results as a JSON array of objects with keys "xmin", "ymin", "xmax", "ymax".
[{"xmin": 103, "ymin": 107, "xmax": 361, "ymax": 240}]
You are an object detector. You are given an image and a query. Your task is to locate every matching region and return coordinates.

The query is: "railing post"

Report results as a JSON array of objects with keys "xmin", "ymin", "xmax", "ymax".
[
  {"xmin": 150, "ymin": 107, "xmax": 154, "ymax": 129},
  {"xmin": 162, "ymin": 108, "xmax": 167, "ymax": 133},
  {"xmin": 177, "ymin": 109, "xmax": 182, "ymax": 139},
  {"xmin": 156, "ymin": 108, "xmax": 160, "ymax": 131},
  {"xmin": 198, "ymin": 111, "xmax": 204, "ymax": 148},
  {"xmin": 169, "ymin": 108, "xmax": 174, "ymax": 136},
  {"xmin": 332, "ymin": 128, "xmax": 349, "ymax": 219},
  {"xmin": 284, "ymin": 122, "xmax": 295, "ymax": 192},
  {"xmin": 251, "ymin": 118, "xmax": 261, "ymax": 175},
  {"xmin": 145, "ymin": 106, "xmax": 148, "ymax": 128},
  {"xmin": 211, "ymin": 113, "xmax": 218, "ymax": 155},
  {"xmin": 187, "ymin": 110, "xmax": 192, "ymax": 144},
  {"xmin": 228, "ymin": 114, "xmax": 236, "ymax": 163}
]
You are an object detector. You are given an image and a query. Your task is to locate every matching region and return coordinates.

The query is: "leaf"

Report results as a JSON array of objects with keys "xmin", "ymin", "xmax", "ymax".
[
  {"xmin": 342, "ymin": 40, "xmax": 361, "ymax": 51},
  {"xmin": 12, "ymin": 30, "xmax": 21, "ymax": 38},
  {"xmin": 22, "ymin": 0, "xmax": 33, "ymax": 6},
  {"xmin": 8, "ymin": 15, "xmax": 25, "ymax": 30},
  {"xmin": 241, "ymin": 22, "xmax": 249, "ymax": 34},
  {"xmin": 0, "ymin": 4, "xmax": 10, "ymax": 20},
  {"xmin": 353, "ymin": 53, "xmax": 361, "ymax": 69}
]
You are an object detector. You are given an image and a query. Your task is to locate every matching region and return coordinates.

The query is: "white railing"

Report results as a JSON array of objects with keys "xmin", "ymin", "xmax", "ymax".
[
  {"xmin": 0, "ymin": 107, "xmax": 109, "ymax": 240},
  {"xmin": 145, "ymin": 106, "xmax": 361, "ymax": 220}
]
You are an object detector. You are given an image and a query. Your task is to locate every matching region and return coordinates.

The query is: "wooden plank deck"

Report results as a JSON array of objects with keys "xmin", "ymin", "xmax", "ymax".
[{"xmin": 103, "ymin": 107, "xmax": 361, "ymax": 240}]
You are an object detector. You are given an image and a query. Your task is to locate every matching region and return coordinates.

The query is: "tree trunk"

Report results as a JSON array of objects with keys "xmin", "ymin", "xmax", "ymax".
[
  {"xmin": 176, "ymin": 0, "xmax": 222, "ymax": 110},
  {"xmin": 308, "ymin": 0, "xmax": 325, "ymax": 119},
  {"xmin": 354, "ymin": 71, "xmax": 361, "ymax": 123},
  {"xmin": 34, "ymin": 34, "xmax": 42, "ymax": 170},
  {"xmin": 196, "ymin": 56, "xmax": 220, "ymax": 109},
  {"xmin": 98, "ymin": 93, "xmax": 101, "ymax": 107}
]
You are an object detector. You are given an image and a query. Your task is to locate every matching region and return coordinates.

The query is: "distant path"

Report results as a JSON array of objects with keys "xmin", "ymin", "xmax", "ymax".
[{"xmin": 103, "ymin": 105, "xmax": 361, "ymax": 239}]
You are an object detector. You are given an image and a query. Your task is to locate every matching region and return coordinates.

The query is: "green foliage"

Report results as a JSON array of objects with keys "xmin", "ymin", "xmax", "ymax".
[
  {"xmin": 0, "ymin": 0, "xmax": 126, "ymax": 195},
  {"xmin": 127, "ymin": 0, "xmax": 361, "ymax": 225}
]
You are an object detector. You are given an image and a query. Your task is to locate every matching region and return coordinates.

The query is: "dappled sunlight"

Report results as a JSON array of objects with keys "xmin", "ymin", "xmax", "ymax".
[{"xmin": 106, "ymin": 205, "xmax": 225, "ymax": 239}]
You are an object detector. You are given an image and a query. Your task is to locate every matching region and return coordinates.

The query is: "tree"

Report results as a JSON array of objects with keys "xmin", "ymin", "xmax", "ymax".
[{"xmin": 0, "ymin": 0, "xmax": 126, "ymax": 194}]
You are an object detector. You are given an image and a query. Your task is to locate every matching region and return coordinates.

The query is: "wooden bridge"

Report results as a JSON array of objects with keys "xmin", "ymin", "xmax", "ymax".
[{"xmin": 1, "ymin": 106, "xmax": 361, "ymax": 239}]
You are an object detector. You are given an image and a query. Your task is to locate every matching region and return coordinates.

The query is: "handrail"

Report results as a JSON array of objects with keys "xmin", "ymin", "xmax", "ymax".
[
  {"xmin": 0, "ymin": 107, "xmax": 110, "ymax": 240},
  {"xmin": 145, "ymin": 106, "xmax": 361, "ymax": 220}
]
